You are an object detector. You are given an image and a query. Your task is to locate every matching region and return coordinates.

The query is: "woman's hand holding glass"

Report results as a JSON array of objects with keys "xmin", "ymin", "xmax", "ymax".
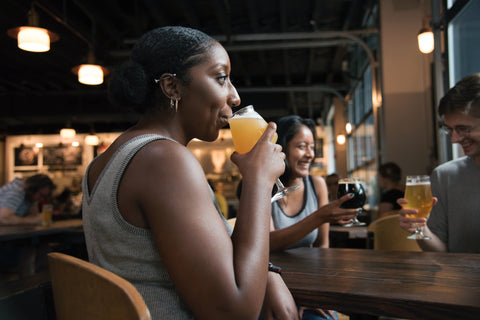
[
  {"xmin": 229, "ymin": 105, "xmax": 296, "ymax": 202},
  {"xmin": 316, "ymin": 194, "xmax": 361, "ymax": 225},
  {"xmin": 230, "ymin": 122, "xmax": 286, "ymax": 194}
]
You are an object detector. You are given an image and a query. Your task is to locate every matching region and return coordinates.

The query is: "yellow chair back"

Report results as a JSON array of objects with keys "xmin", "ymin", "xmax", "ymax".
[
  {"xmin": 48, "ymin": 252, "xmax": 151, "ymax": 320},
  {"xmin": 367, "ymin": 213, "xmax": 421, "ymax": 251}
]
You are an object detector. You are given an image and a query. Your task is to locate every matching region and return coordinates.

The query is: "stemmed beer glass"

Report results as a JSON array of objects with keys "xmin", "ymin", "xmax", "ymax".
[
  {"xmin": 403, "ymin": 175, "xmax": 433, "ymax": 240},
  {"xmin": 336, "ymin": 178, "xmax": 367, "ymax": 227},
  {"xmin": 228, "ymin": 105, "xmax": 299, "ymax": 202}
]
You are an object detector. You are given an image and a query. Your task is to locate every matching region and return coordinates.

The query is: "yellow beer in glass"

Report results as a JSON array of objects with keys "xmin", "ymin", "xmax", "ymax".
[
  {"xmin": 403, "ymin": 175, "xmax": 432, "ymax": 239},
  {"xmin": 228, "ymin": 105, "xmax": 295, "ymax": 202},
  {"xmin": 228, "ymin": 105, "xmax": 277, "ymax": 154},
  {"xmin": 42, "ymin": 203, "xmax": 53, "ymax": 226}
]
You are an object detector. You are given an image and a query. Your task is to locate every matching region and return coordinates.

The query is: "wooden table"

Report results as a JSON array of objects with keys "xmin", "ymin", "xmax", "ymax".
[
  {"xmin": 0, "ymin": 219, "xmax": 83, "ymax": 242},
  {"xmin": 329, "ymin": 225, "xmax": 367, "ymax": 239},
  {"xmin": 0, "ymin": 219, "xmax": 84, "ymax": 277},
  {"xmin": 329, "ymin": 225, "xmax": 368, "ymax": 248},
  {"xmin": 270, "ymin": 247, "xmax": 480, "ymax": 320}
]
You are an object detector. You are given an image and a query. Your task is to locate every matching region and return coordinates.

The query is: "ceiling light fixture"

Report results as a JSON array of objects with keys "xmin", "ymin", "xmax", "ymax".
[
  {"xmin": 72, "ymin": 50, "xmax": 108, "ymax": 85},
  {"xmin": 85, "ymin": 133, "xmax": 100, "ymax": 146},
  {"xmin": 7, "ymin": 4, "xmax": 59, "ymax": 52},
  {"xmin": 60, "ymin": 128, "xmax": 76, "ymax": 139},
  {"xmin": 345, "ymin": 122, "xmax": 352, "ymax": 135},
  {"xmin": 8, "ymin": 1, "xmax": 107, "ymax": 85},
  {"xmin": 417, "ymin": 15, "xmax": 434, "ymax": 54},
  {"xmin": 60, "ymin": 121, "xmax": 76, "ymax": 139}
]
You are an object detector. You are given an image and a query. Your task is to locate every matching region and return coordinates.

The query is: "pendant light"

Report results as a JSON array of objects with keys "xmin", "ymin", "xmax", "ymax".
[
  {"xmin": 7, "ymin": 4, "xmax": 59, "ymax": 52},
  {"xmin": 8, "ymin": 1, "xmax": 108, "ymax": 85},
  {"xmin": 85, "ymin": 127, "xmax": 100, "ymax": 146},
  {"xmin": 60, "ymin": 121, "xmax": 76, "ymax": 139},
  {"xmin": 71, "ymin": 50, "xmax": 108, "ymax": 85},
  {"xmin": 417, "ymin": 15, "xmax": 434, "ymax": 54}
]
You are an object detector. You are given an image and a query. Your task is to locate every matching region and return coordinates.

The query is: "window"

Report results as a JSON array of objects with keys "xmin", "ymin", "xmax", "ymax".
[{"xmin": 447, "ymin": 0, "xmax": 480, "ymax": 86}]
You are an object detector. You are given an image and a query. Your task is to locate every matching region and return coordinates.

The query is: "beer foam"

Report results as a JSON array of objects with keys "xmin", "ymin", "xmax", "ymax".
[
  {"xmin": 231, "ymin": 105, "xmax": 262, "ymax": 119},
  {"xmin": 406, "ymin": 181, "xmax": 430, "ymax": 186}
]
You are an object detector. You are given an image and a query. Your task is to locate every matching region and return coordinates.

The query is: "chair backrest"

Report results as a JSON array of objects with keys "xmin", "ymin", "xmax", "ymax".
[
  {"xmin": 48, "ymin": 252, "xmax": 151, "ymax": 320},
  {"xmin": 367, "ymin": 214, "xmax": 421, "ymax": 251}
]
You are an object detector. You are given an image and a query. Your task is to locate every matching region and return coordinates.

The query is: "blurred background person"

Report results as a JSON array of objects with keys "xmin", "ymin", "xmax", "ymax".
[
  {"xmin": 325, "ymin": 173, "xmax": 339, "ymax": 202},
  {"xmin": 377, "ymin": 162, "xmax": 404, "ymax": 218},
  {"xmin": 270, "ymin": 115, "xmax": 359, "ymax": 320},
  {"xmin": 208, "ymin": 180, "xmax": 229, "ymax": 219},
  {"xmin": 0, "ymin": 174, "xmax": 55, "ymax": 225},
  {"xmin": 399, "ymin": 73, "xmax": 480, "ymax": 253}
]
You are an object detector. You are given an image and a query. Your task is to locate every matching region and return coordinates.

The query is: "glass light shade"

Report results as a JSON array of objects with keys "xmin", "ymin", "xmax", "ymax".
[
  {"xmin": 417, "ymin": 29, "xmax": 434, "ymax": 54},
  {"xmin": 78, "ymin": 64, "xmax": 104, "ymax": 85},
  {"xmin": 336, "ymin": 134, "xmax": 346, "ymax": 145},
  {"xmin": 60, "ymin": 128, "xmax": 76, "ymax": 139},
  {"xmin": 17, "ymin": 26, "xmax": 50, "ymax": 52},
  {"xmin": 85, "ymin": 134, "xmax": 99, "ymax": 146}
]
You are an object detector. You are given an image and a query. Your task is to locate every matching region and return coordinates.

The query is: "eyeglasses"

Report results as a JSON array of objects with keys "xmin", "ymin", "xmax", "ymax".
[{"xmin": 440, "ymin": 124, "xmax": 478, "ymax": 136}]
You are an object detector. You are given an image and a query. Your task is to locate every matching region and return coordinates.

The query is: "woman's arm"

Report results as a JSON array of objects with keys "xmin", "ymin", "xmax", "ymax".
[
  {"xmin": 261, "ymin": 272, "xmax": 299, "ymax": 320},
  {"xmin": 0, "ymin": 207, "xmax": 42, "ymax": 225},
  {"xmin": 312, "ymin": 176, "xmax": 329, "ymax": 248},
  {"xmin": 269, "ymin": 191, "xmax": 358, "ymax": 251}
]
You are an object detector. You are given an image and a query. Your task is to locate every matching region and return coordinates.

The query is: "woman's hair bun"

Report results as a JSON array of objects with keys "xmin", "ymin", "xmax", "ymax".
[{"xmin": 108, "ymin": 60, "xmax": 150, "ymax": 110}]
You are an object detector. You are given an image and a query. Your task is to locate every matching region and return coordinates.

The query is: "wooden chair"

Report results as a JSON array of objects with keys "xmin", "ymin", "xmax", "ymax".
[
  {"xmin": 367, "ymin": 213, "xmax": 421, "ymax": 251},
  {"xmin": 48, "ymin": 252, "xmax": 151, "ymax": 320}
]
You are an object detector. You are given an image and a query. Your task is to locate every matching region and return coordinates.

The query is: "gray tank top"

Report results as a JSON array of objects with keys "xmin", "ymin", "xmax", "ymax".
[
  {"xmin": 82, "ymin": 134, "xmax": 231, "ymax": 319},
  {"xmin": 271, "ymin": 176, "xmax": 318, "ymax": 248}
]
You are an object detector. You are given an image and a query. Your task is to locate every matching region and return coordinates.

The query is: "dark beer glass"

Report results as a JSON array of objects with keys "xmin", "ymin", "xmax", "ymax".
[{"xmin": 337, "ymin": 178, "xmax": 366, "ymax": 227}]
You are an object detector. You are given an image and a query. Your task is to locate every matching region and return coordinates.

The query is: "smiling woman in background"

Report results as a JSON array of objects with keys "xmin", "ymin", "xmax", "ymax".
[{"xmin": 269, "ymin": 115, "xmax": 359, "ymax": 320}]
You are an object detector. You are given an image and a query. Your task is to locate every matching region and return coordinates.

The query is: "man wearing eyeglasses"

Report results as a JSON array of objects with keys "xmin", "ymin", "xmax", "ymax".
[{"xmin": 399, "ymin": 73, "xmax": 480, "ymax": 253}]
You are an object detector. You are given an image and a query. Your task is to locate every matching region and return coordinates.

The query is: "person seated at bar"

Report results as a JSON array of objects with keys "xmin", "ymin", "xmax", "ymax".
[
  {"xmin": 325, "ymin": 173, "xmax": 339, "ymax": 203},
  {"xmin": 82, "ymin": 26, "xmax": 299, "ymax": 319},
  {"xmin": 399, "ymin": 73, "xmax": 480, "ymax": 253},
  {"xmin": 0, "ymin": 174, "xmax": 55, "ymax": 225},
  {"xmin": 269, "ymin": 115, "xmax": 360, "ymax": 320},
  {"xmin": 377, "ymin": 162, "xmax": 404, "ymax": 218}
]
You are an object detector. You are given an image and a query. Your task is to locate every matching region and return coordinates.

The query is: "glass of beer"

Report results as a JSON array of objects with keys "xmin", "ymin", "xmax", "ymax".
[
  {"xmin": 42, "ymin": 203, "xmax": 53, "ymax": 226},
  {"xmin": 336, "ymin": 178, "xmax": 366, "ymax": 227},
  {"xmin": 228, "ymin": 105, "xmax": 299, "ymax": 202},
  {"xmin": 403, "ymin": 175, "xmax": 433, "ymax": 240}
]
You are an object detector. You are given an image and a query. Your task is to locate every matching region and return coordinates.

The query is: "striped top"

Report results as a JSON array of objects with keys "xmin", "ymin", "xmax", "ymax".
[{"xmin": 0, "ymin": 178, "xmax": 32, "ymax": 217}]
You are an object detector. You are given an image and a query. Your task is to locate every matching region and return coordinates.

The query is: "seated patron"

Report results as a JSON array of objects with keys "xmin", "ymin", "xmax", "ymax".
[
  {"xmin": 0, "ymin": 174, "xmax": 55, "ymax": 225},
  {"xmin": 325, "ymin": 173, "xmax": 339, "ymax": 202},
  {"xmin": 82, "ymin": 26, "xmax": 299, "ymax": 319},
  {"xmin": 377, "ymin": 162, "xmax": 404, "ymax": 218},
  {"xmin": 269, "ymin": 115, "xmax": 359, "ymax": 320},
  {"xmin": 399, "ymin": 73, "xmax": 480, "ymax": 253}
]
